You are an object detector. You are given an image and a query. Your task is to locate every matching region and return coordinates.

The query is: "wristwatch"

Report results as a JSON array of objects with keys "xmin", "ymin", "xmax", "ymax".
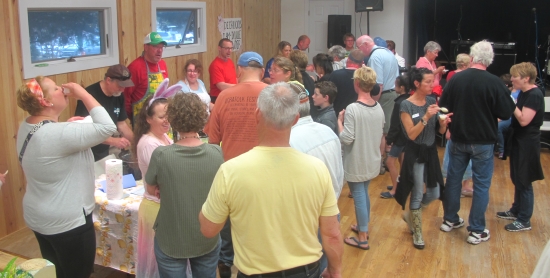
[{"xmin": 421, "ymin": 118, "xmax": 428, "ymax": 126}]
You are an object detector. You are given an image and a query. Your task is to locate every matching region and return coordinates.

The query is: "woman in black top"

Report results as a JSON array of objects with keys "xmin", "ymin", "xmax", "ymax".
[
  {"xmin": 497, "ymin": 62, "xmax": 544, "ymax": 232},
  {"xmin": 395, "ymin": 68, "xmax": 451, "ymax": 249},
  {"xmin": 381, "ymin": 75, "xmax": 409, "ymax": 199}
]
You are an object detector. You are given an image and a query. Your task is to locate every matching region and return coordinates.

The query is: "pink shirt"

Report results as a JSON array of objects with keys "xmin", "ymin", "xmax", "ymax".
[
  {"xmin": 137, "ymin": 133, "xmax": 173, "ymax": 202},
  {"xmin": 416, "ymin": 57, "xmax": 441, "ymax": 86}
]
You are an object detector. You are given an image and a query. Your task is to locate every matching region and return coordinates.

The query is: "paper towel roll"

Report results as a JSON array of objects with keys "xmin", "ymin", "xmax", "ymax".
[{"xmin": 105, "ymin": 159, "xmax": 123, "ymax": 200}]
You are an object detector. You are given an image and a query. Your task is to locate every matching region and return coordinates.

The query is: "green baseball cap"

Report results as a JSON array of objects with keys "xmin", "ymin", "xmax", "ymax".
[{"xmin": 143, "ymin": 32, "xmax": 167, "ymax": 46}]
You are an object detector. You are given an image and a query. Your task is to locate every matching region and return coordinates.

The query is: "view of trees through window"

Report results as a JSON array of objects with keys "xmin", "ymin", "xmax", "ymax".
[
  {"xmin": 156, "ymin": 9, "xmax": 196, "ymax": 46},
  {"xmin": 28, "ymin": 10, "xmax": 104, "ymax": 63}
]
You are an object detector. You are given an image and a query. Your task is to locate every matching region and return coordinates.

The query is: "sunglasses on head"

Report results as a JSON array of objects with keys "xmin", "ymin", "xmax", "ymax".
[{"xmin": 110, "ymin": 75, "xmax": 131, "ymax": 81}]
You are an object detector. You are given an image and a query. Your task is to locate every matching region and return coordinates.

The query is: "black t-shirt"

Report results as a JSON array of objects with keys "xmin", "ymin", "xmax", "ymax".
[
  {"xmin": 439, "ymin": 68, "xmax": 516, "ymax": 144},
  {"xmin": 329, "ymin": 69, "xmax": 356, "ymax": 116},
  {"xmin": 300, "ymin": 70, "xmax": 318, "ymax": 119},
  {"xmin": 512, "ymin": 87, "xmax": 545, "ymax": 132},
  {"xmin": 74, "ymin": 81, "xmax": 127, "ymax": 161}
]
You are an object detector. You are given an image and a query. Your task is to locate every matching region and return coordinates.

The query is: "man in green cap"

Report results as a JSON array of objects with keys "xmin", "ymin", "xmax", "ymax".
[{"xmin": 123, "ymin": 31, "xmax": 169, "ymax": 124}]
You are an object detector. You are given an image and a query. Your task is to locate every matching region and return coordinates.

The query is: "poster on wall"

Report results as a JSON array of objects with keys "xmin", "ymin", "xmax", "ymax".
[{"xmin": 218, "ymin": 16, "xmax": 242, "ymax": 52}]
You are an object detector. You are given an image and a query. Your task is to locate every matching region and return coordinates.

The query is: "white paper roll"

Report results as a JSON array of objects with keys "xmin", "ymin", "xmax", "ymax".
[{"xmin": 105, "ymin": 159, "xmax": 123, "ymax": 200}]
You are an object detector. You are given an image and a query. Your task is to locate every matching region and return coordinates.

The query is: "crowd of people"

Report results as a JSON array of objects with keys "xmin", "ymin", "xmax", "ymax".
[{"xmin": 13, "ymin": 30, "xmax": 545, "ymax": 278}]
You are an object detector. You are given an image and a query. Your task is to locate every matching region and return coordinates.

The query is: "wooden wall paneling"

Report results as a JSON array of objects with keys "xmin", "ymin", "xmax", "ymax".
[
  {"xmin": 134, "ymin": 0, "xmax": 153, "ymax": 62},
  {"xmin": 118, "ymin": 0, "xmax": 137, "ymax": 65},
  {"xmin": 0, "ymin": 0, "xmax": 27, "ymax": 238},
  {"xmin": 0, "ymin": 0, "xmax": 281, "ymax": 240}
]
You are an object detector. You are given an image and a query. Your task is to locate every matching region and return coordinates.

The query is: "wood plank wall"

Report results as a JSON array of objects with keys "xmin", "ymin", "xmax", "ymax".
[{"xmin": 0, "ymin": 0, "xmax": 281, "ymax": 239}]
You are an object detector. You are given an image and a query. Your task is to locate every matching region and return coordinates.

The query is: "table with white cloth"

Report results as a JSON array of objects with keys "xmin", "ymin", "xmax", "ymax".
[{"xmin": 92, "ymin": 182, "xmax": 145, "ymax": 274}]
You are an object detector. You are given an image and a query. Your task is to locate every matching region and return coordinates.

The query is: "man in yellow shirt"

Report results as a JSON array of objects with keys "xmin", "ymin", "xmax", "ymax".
[{"xmin": 199, "ymin": 82, "xmax": 343, "ymax": 277}]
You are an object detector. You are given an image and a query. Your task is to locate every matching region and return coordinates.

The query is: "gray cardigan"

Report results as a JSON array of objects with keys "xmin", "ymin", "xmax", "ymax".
[{"xmin": 16, "ymin": 107, "xmax": 116, "ymax": 235}]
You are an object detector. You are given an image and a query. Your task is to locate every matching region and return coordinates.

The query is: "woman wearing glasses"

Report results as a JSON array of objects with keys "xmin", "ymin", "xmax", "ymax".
[{"xmin": 177, "ymin": 59, "xmax": 213, "ymax": 114}]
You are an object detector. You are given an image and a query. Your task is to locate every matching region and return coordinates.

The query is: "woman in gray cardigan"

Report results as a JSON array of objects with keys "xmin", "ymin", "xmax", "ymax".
[
  {"xmin": 16, "ymin": 77, "xmax": 116, "ymax": 278},
  {"xmin": 338, "ymin": 66, "xmax": 385, "ymax": 250}
]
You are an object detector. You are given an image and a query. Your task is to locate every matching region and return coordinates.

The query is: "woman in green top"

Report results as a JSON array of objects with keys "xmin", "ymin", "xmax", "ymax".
[{"xmin": 146, "ymin": 93, "xmax": 224, "ymax": 277}]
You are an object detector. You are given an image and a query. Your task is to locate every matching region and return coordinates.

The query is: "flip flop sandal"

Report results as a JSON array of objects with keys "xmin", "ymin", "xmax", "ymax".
[
  {"xmin": 380, "ymin": 192, "xmax": 394, "ymax": 199},
  {"xmin": 350, "ymin": 225, "xmax": 369, "ymax": 239},
  {"xmin": 344, "ymin": 237, "xmax": 369, "ymax": 250}
]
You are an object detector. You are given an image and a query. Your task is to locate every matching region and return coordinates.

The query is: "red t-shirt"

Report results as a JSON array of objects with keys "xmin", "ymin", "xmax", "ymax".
[
  {"xmin": 204, "ymin": 81, "xmax": 267, "ymax": 161},
  {"xmin": 208, "ymin": 57, "xmax": 237, "ymax": 97},
  {"xmin": 123, "ymin": 56, "xmax": 168, "ymax": 119}
]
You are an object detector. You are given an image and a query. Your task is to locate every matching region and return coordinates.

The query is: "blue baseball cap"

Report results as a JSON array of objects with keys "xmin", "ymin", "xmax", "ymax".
[
  {"xmin": 373, "ymin": 36, "xmax": 387, "ymax": 48},
  {"xmin": 237, "ymin": 52, "xmax": 263, "ymax": 67}
]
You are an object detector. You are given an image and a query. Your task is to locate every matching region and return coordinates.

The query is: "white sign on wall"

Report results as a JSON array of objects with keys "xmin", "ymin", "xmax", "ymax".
[{"xmin": 218, "ymin": 16, "xmax": 242, "ymax": 51}]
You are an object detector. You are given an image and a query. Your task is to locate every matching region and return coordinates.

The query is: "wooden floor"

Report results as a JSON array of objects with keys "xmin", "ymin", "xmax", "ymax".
[{"xmin": 1, "ymin": 144, "xmax": 550, "ymax": 277}]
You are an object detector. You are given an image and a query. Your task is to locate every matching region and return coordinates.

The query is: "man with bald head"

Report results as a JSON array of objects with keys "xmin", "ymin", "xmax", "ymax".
[
  {"xmin": 357, "ymin": 35, "xmax": 399, "ymax": 175},
  {"xmin": 294, "ymin": 35, "xmax": 311, "ymax": 51}
]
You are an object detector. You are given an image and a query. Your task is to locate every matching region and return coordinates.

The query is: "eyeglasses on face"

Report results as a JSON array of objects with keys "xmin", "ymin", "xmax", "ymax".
[
  {"xmin": 220, "ymin": 46, "xmax": 233, "ymax": 51},
  {"xmin": 187, "ymin": 70, "xmax": 199, "ymax": 74}
]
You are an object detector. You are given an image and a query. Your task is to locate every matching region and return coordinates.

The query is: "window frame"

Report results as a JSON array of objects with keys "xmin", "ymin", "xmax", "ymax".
[
  {"xmin": 151, "ymin": 1, "xmax": 207, "ymax": 58},
  {"xmin": 18, "ymin": 0, "xmax": 119, "ymax": 79}
]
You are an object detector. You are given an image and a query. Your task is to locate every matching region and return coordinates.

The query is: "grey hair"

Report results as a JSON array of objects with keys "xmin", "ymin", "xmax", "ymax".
[
  {"xmin": 257, "ymin": 82, "xmax": 299, "ymax": 129},
  {"xmin": 328, "ymin": 45, "xmax": 346, "ymax": 60},
  {"xmin": 469, "ymin": 40, "xmax": 494, "ymax": 67},
  {"xmin": 423, "ymin": 41, "xmax": 441, "ymax": 53}
]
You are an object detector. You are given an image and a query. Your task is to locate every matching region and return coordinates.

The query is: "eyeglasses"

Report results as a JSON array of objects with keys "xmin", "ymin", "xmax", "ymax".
[
  {"xmin": 220, "ymin": 47, "xmax": 233, "ymax": 51},
  {"xmin": 187, "ymin": 70, "xmax": 199, "ymax": 74},
  {"xmin": 345, "ymin": 39, "xmax": 355, "ymax": 42},
  {"xmin": 268, "ymin": 68, "xmax": 284, "ymax": 74}
]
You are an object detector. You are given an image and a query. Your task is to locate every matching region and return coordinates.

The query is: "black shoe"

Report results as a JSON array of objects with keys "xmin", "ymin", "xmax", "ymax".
[
  {"xmin": 505, "ymin": 221, "xmax": 532, "ymax": 232},
  {"xmin": 387, "ymin": 185, "xmax": 393, "ymax": 191},
  {"xmin": 218, "ymin": 262, "xmax": 232, "ymax": 278},
  {"xmin": 496, "ymin": 210, "xmax": 517, "ymax": 220}
]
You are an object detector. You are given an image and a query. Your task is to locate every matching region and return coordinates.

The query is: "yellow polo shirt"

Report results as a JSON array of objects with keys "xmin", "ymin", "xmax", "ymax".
[{"xmin": 202, "ymin": 146, "xmax": 339, "ymax": 275}]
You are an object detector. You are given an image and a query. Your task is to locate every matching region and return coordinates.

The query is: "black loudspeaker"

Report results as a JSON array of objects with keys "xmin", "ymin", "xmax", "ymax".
[
  {"xmin": 355, "ymin": 0, "xmax": 383, "ymax": 12},
  {"xmin": 327, "ymin": 15, "xmax": 351, "ymax": 49},
  {"xmin": 487, "ymin": 54, "xmax": 516, "ymax": 77}
]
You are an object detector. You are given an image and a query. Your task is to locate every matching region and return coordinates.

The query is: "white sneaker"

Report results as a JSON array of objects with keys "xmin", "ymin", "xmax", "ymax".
[
  {"xmin": 467, "ymin": 229, "xmax": 490, "ymax": 245},
  {"xmin": 440, "ymin": 218, "xmax": 465, "ymax": 232}
]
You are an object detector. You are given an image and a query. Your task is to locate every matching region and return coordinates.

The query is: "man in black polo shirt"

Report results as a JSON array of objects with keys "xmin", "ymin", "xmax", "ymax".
[{"xmin": 74, "ymin": 64, "xmax": 135, "ymax": 161}]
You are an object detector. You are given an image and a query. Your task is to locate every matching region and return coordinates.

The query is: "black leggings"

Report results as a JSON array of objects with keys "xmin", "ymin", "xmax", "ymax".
[{"xmin": 33, "ymin": 212, "xmax": 96, "ymax": 278}]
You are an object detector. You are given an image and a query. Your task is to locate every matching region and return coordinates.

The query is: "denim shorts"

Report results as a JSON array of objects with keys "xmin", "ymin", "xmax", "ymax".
[{"xmin": 388, "ymin": 144, "xmax": 405, "ymax": 158}]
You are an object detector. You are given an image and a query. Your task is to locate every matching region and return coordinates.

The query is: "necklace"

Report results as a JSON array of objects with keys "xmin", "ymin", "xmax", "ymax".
[{"xmin": 181, "ymin": 135, "xmax": 200, "ymax": 140}]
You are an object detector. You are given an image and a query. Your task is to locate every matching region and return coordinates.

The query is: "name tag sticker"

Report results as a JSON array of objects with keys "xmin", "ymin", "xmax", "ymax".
[{"xmin": 412, "ymin": 113, "xmax": 419, "ymax": 118}]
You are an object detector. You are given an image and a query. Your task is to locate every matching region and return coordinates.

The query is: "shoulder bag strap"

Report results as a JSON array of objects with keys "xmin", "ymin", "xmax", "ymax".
[{"xmin": 19, "ymin": 120, "xmax": 53, "ymax": 164}]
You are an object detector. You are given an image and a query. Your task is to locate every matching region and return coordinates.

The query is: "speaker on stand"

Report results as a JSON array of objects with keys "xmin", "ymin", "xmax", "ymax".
[
  {"xmin": 355, "ymin": 0, "xmax": 383, "ymax": 35},
  {"xmin": 327, "ymin": 15, "xmax": 351, "ymax": 48}
]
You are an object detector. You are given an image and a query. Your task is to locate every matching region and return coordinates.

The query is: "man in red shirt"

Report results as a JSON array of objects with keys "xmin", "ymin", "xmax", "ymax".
[
  {"xmin": 123, "ymin": 32, "xmax": 169, "ymax": 124},
  {"xmin": 208, "ymin": 38, "xmax": 237, "ymax": 103}
]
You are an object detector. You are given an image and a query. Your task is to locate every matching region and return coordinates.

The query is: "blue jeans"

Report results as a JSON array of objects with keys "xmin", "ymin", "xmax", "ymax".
[
  {"xmin": 442, "ymin": 140, "xmax": 472, "ymax": 181},
  {"xmin": 510, "ymin": 182, "xmax": 534, "ymax": 224},
  {"xmin": 497, "ymin": 119, "xmax": 511, "ymax": 153},
  {"xmin": 219, "ymin": 218, "xmax": 234, "ymax": 266},
  {"xmin": 155, "ymin": 236, "xmax": 221, "ymax": 278},
  {"xmin": 348, "ymin": 181, "xmax": 371, "ymax": 232},
  {"xmin": 443, "ymin": 141, "xmax": 494, "ymax": 233},
  {"xmin": 410, "ymin": 163, "xmax": 440, "ymax": 210}
]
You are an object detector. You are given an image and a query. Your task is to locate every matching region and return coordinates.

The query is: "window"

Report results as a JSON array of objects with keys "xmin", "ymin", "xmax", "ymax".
[
  {"xmin": 151, "ymin": 1, "xmax": 207, "ymax": 58},
  {"xmin": 19, "ymin": 0, "xmax": 119, "ymax": 79}
]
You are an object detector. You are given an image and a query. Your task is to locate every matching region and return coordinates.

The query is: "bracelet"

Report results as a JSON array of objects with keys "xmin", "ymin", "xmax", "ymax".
[{"xmin": 421, "ymin": 118, "xmax": 428, "ymax": 126}]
